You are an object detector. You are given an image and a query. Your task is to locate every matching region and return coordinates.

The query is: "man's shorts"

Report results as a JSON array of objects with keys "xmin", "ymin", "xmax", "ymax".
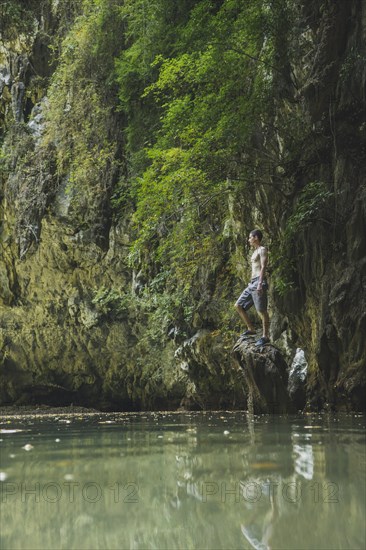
[{"xmin": 235, "ymin": 277, "xmax": 268, "ymax": 313}]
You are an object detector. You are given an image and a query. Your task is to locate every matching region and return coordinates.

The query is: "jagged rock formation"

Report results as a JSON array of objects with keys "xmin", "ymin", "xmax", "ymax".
[
  {"xmin": 270, "ymin": 0, "xmax": 366, "ymax": 411},
  {"xmin": 287, "ymin": 348, "xmax": 307, "ymax": 409},
  {"xmin": 174, "ymin": 331, "xmax": 304, "ymax": 413},
  {"xmin": 174, "ymin": 329, "xmax": 247, "ymax": 410},
  {"xmin": 232, "ymin": 336, "xmax": 295, "ymax": 414},
  {"xmin": 0, "ymin": 1, "xmax": 181, "ymax": 410}
]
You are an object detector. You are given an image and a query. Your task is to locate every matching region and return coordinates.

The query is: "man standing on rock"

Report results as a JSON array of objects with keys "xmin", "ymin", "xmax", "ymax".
[{"xmin": 235, "ymin": 229, "xmax": 270, "ymax": 346}]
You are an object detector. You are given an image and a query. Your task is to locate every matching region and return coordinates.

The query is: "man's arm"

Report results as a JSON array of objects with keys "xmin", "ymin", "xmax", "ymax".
[{"xmin": 257, "ymin": 247, "xmax": 268, "ymax": 291}]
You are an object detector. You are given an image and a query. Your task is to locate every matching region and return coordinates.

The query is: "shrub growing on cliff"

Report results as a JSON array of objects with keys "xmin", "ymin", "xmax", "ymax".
[
  {"xmin": 115, "ymin": 0, "xmax": 289, "ymax": 332},
  {"xmin": 272, "ymin": 181, "xmax": 335, "ymax": 295},
  {"xmin": 43, "ymin": 0, "xmax": 125, "ymax": 241}
]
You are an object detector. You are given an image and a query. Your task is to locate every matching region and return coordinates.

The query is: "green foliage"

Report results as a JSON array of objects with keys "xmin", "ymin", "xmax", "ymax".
[
  {"xmin": 284, "ymin": 181, "xmax": 334, "ymax": 237},
  {"xmin": 113, "ymin": 0, "xmax": 291, "ymax": 329},
  {"xmin": 43, "ymin": 0, "xmax": 125, "ymax": 232},
  {"xmin": 339, "ymin": 46, "xmax": 366, "ymax": 84},
  {"xmin": 0, "ymin": 0, "xmax": 40, "ymax": 41},
  {"xmin": 91, "ymin": 287, "xmax": 130, "ymax": 318},
  {"xmin": 272, "ymin": 181, "xmax": 334, "ymax": 295},
  {"xmin": 5, "ymin": 0, "xmax": 301, "ymax": 320},
  {"xmin": 0, "ymin": 0, "xmax": 82, "ymax": 43}
]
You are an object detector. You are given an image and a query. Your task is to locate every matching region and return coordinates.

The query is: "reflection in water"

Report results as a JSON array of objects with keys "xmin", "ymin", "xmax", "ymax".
[{"xmin": 0, "ymin": 412, "xmax": 365, "ymax": 549}]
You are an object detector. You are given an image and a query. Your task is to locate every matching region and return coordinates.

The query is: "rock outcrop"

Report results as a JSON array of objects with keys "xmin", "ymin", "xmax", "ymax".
[
  {"xmin": 174, "ymin": 330, "xmax": 246, "ymax": 410},
  {"xmin": 232, "ymin": 335, "xmax": 295, "ymax": 414}
]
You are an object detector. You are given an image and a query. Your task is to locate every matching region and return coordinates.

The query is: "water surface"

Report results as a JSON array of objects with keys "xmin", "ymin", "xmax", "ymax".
[{"xmin": 0, "ymin": 411, "xmax": 365, "ymax": 549}]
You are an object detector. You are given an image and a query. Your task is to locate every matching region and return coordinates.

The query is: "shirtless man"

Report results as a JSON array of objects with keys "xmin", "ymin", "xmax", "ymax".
[{"xmin": 235, "ymin": 229, "xmax": 270, "ymax": 346}]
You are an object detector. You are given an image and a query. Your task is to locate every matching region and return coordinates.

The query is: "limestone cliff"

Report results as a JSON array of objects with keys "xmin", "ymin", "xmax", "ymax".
[
  {"xmin": 0, "ymin": 0, "xmax": 183, "ymax": 409},
  {"xmin": 0, "ymin": 0, "xmax": 365, "ymax": 411},
  {"xmin": 270, "ymin": 0, "xmax": 366, "ymax": 410}
]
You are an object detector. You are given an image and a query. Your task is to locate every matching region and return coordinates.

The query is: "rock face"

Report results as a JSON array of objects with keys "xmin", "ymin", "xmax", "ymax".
[
  {"xmin": 232, "ymin": 336, "xmax": 295, "ymax": 414},
  {"xmin": 270, "ymin": 0, "xmax": 366, "ymax": 411},
  {"xmin": 288, "ymin": 348, "xmax": 307, "ymax": 410},
  {"xmin": 0, "ymin": 1, "xmax": 169, "ymax": 410},
  {"xmin": 174, "ymin": 331, "xmax": 304, "ymax": 413},
  {"xmin": 174, "ymin": 330, "xmax": 246, "ymax": 410},
  {"xmin": 0, "ymin": 0, "xmax": 365, "ymax": 411}
]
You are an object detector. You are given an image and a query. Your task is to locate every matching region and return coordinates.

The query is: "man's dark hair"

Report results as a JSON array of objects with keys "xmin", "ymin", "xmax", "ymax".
[{"xmin": 250, "ymin": 229, "xmax": 263, "ymax": 241}]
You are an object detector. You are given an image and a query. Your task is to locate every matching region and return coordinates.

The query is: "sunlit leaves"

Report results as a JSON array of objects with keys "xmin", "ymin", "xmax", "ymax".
[{"xmin": 113, "ymin": 0, "xmax": 297, "ymax": 326}]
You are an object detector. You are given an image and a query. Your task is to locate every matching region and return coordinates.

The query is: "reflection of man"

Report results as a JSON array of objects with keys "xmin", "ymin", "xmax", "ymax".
[
  {"xmin": 240, "ymin": 479, "xmax": 280, "ymax": 550},
  {"xmin": 235, "ymin": 229, "xmax": 270, "ymax": 346}
]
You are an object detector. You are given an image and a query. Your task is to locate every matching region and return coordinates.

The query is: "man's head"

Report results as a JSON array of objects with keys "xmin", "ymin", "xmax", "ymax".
[{"xmin": 249, "ymin": 229, "xmax": 263, "ymax": 243}]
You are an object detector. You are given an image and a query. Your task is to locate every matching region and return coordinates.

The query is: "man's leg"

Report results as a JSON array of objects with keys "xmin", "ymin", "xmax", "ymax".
[
  {"xmin": 235, "ymin": 304, "xmax": 256, "ymax": 332},
  {"xmin": 252, "ymin": 287, "xmax": 270, "ymax": 342},
  {"xmin": 258, "ymin": 310, "xmax": 270, "ymax": 339}
]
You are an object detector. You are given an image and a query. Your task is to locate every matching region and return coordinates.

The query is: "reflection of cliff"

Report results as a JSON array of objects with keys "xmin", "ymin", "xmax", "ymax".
[
  {"xmin": 171, "ymin": 414, "xmax": 366, "ymax": 549},
  {"xmin": 0, "ymin": 412, "xmax": 365, "ymax": 548}
]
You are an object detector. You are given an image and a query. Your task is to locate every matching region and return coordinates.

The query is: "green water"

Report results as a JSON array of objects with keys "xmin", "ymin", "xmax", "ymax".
[{"xmin": 0, "ymin": 411, "xmax": 365, "ymax": 550}]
